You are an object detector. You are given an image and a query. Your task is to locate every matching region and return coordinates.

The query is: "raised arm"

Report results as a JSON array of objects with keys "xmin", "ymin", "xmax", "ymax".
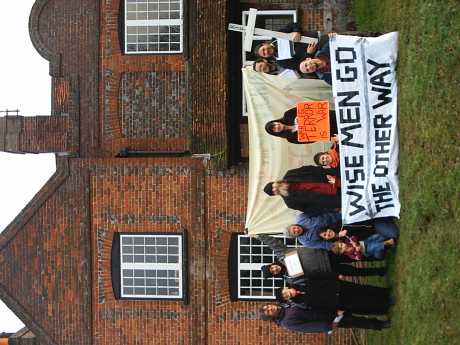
[{"xmin": 257, "ymin": 234, "xmax": 287, "ymax": 260}]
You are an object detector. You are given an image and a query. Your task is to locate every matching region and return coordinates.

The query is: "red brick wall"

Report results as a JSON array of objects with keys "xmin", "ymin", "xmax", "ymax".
[
  {"xmin": 90, "ymin": 157, "xmax": 206, "ymax": 345},
  {"xmin": 99, "ymin": 0, "xmax": 190, "ymax": 156},
  {"xmin": 0, "ymin": 116, "xmax": 75, "ymax": 154},
  {"xmin": 30, "ymin": 0, "xmax": 100, "ymax": 157}
]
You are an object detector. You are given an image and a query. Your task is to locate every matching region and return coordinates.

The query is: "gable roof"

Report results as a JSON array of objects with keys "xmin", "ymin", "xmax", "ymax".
[{"xmin": 0, "ymin": 159, "xmax": 91, "ymax": 345}]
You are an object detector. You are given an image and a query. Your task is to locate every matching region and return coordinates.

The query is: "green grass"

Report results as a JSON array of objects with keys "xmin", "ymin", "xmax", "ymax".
[{"xmin": 352, "ymin": 1, "xmax": 460, "ymax": 344}]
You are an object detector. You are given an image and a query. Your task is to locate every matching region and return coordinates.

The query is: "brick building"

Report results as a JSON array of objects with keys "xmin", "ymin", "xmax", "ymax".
[{"xmin": 0, "ymin": 1, "xmax": 359, "ymax": 345}]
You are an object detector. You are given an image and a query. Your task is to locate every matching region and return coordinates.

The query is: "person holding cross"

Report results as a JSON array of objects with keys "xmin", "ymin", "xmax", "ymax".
[{"xmin": 253, "ymin": 22, "xmax": 321, "ymax": 71}]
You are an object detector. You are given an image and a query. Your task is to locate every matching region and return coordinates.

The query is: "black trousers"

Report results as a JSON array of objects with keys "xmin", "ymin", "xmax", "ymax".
[
  {"xmin": 335, "ymin": 263, "xmax": 386, "ymax": 277},
  {"xmin": 338, "ymin": 313, "xmax": 387, "ymax": 330},
  {"xmin": 337, "ymin": 281, "xmax": 390, "ymax": 315}
]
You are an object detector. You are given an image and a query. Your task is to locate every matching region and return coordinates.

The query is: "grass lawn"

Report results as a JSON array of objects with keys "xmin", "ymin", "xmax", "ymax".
[{"xmin": 351, "ymin": 1, "xmax": 460, "ymax": 344}]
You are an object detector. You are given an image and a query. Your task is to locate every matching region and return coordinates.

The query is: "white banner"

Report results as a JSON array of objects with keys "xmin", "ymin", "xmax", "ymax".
[
  {"xmin": 331, "ymin": 32, "xmax": 400, "ymax": 224},
  {"xmin": 243, "ymin": 67, "xmax": 335, "ymax": 234}
]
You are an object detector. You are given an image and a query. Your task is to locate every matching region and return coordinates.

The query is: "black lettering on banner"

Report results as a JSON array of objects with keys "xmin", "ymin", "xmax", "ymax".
[
  {"xmin": 336, "ymin": 66, "xmax": 358, "ymax": 82},
  {"xmin": 367, "ymin": 59, "xmax": 393, "ymax": 109},
  {"xmin": 344, "ymin": 155, "xmax": 365, "ymax": 184},
  {"xmin": 340, "ymin": 124, "xmax": 363, "ymax": 148},
  {"xmin": 347, "ymin": 189, "xmax": 366, "ymax": 216},
  {"xmin": 339, "ymin": 107, "xmax": 361, "ymax": 124},
  {"xmin": 374, "ymin": 114, "xmax": 392, "ymax": 129},
  {"xmin": 338, "ymin": 91, "xmax": 360, "ymax": 107},
  {"xmin": 344, "ymin": 155, "xmax": 366, "ymax": 215},
  {"xmin": 372, "ymin": 182, "xmax": 394, "ymax": 212},
  {"xmin": 335, "ymin": 47, "xmax": 358, "ymax": 82},
  {"xmin": 336, "ymin": 47, "xmax": 357, "ymax": 63},
  {"xmin": 373, "ymin": 114, "xmax": 393, "ymax": 177}
]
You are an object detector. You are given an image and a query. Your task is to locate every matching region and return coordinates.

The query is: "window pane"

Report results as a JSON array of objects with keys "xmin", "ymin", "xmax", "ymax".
[
  {"xmin": 156, "ymin": 255, "xmax": 167, "ymax": 263},
  {"xmin": 168, "ymin": 255, "xmax": 179, "ymax": 263},
  {"xmin": 237, "ymin": 234, "xmax": 299, "ymax": 299},
  {"xmin": 134, "ymin": 255, "xmax": 144, "ymax": 263},
  {"xmin": 134, "ymin": 237, "xmax": 144, "ymax": 245},
  {"xmin": 134, "ymin": 246, "xmax": 144, "ymax": 254},
  {"xmin": 134, "ymin": 269, "xmax": 144, "ymax": 277},
  {"xmin": 170, "ymin": 43, "xmax": 180, "ymax": 51},
  {"xmin": 146, "ymin": 278, "xmax": 156, "ymax": 286},
  {"xmin": 146, "ymin": 237, "xmax": 155, "ymax": 245},
  {"xmin": 157, "ymin": 279, "xmax": 168, "ymax": 286},
  {"xmin": 123, "ymin": 278, "xmax": 134, "ymax": 286},
  {"xmin": 147, "ymin": 13, "xmax": 157, "ymax": 20},
  {"xmin": 157, "ymin": 246, "xmax": 167, "ymax": 254},
  {"xmin": 159, "ymin": 35, "xmax": 170, "ymax": 43},
  {"xmin": 134, "ymin": 278, "xmax": 145, "ymax": 286},
  {"xmin": 135, "ymin": 287, "xmax": 145, "ymax": 295},
  {"xmin": 123, "ymin": 269, "xmax": 133, "ymax": 277},
  {"xmin": 123, "ymin": 287, "xmax": 134, "ymax": 295},
  {"xmin": 168, "ymin": 246, "xmax": 178, "ymax": 254},
  {"xmin": 123, "ymin": 255, "xmax": 133, "ymax": 263},
  {"xmin": 146, "ymin": 246, "xmax": 156, "ymax": 254},
  {"xmin": 146, "ymin": 288, "xmax": 157, "ymax": 295},
  {"xmin": 168, "ymin": 237, "xmax": 179, "ymax": 245},
  {"xmin": 122, "ymin": 237, "xmax": 133, "ymax": 245},
  {"xmin": 145, "ymin": 255, "xmax": 156, "ymax": 263},
  {"xmin": 170, "ymin": 26, "xmax": 180, "ymax": 34},
  {"xmin": 119, "ymin": 234, "xmax": 183, "ymax": 298}
]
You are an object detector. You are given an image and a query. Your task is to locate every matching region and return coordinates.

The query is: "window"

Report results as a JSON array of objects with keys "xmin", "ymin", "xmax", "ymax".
[
  {"xmin": 113, "ymin": 233, "xmax": 186, "ymax": 300},
  {"xmin": 125, "ymin": 0, "xmax": 183, "ymax": 54},
  {"xmin": 236, "ymin": 234, "xmax": 301, "ymax": 300},
  {"xmin": 241, "ymin": 10, "xmax": 297, "ymax": 116}
]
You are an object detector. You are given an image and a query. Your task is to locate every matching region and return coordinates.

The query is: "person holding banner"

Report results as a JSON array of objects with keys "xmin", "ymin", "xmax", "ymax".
[
  {"xmin": 313, "ymin": 138, "xmax": 340, "ymax": 170},
  {"xmin": 329, "ymin": 234, "xmax": 396, "ymax": 261},
  {"xmin": 298, "ymin": 39, "xmax": 332, "ymax": 85},
  {"xmin": 285, "ymin": 211, "xmax": 341, "ymax": 250},
  {"xmin": 253, "ymin": 22, "xmax": 320, "ymax": 71},
  {"xmin": 264, "ymin": 106, "xmax": 337, "ymax": 144},
  {"xmin": 263, "ymin": 165, "xmax": 341, "ymax": 213}
]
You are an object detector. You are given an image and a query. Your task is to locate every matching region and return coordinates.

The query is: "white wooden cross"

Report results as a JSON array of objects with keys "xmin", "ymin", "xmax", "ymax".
[{"xmin": 228, "ymin": 8, "xmax": 319, "ymax": 53}]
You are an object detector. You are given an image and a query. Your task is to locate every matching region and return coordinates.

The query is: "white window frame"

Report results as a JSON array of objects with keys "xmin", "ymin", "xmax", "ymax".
[
  {"xmin": 241, "ymin": 10, "xmax": 297, "ymax": 116},
  {"xmin": 120, "ymin": 234, "xmax": 183, "ymax": 299},
  {"xmin": 124, "ymin": 0, "xmax": 183, "ymax": 54},
  {"xmin": 237, "ymin": 234, "xmax": 301, "ymax": 300}
]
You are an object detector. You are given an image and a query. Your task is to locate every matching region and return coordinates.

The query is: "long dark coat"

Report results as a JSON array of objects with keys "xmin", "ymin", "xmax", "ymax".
[{"xmin": 281, "ymin": 165, "xmax": 341, "ymax": 212}]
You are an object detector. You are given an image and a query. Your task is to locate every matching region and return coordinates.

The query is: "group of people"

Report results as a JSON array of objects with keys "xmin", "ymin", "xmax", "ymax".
[
  {"xmin": 249, "ymin": 24, "xmax": 396, "ymax": 334},
  {"xmin": 252, "ymin": 23, "xmax": 334, "ymax": 84},
  {"xmin": 251, "ymin": 22, "xmax": 379, "ymax": 85}
]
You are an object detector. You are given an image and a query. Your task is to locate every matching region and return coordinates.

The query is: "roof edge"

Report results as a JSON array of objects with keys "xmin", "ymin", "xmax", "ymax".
[
  {"xmin": 0, "ymin": 158, "xmax": 69, "ymax": 250},
  {"xmin": 28, "ymin": 0, "xmax": 62, "ymax": 77},
  {"xmin": 0, "ymin": 283, "xmax": 57, "ymax": 345}
]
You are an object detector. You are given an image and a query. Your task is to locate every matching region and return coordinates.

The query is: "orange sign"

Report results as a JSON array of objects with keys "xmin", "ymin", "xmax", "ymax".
[{"xmin": 296, "ymin": 101, "xmax": 330, "ymax": 142}]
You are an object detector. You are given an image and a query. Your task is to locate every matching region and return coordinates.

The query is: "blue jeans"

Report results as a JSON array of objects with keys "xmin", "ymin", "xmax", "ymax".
[
  {"xmin": 364, "ymin": 234, "xmax": 386, "ymax": 259},
  {"xmin": 373, "ymin": 217, "xmax": 400, "ymax": 239}
]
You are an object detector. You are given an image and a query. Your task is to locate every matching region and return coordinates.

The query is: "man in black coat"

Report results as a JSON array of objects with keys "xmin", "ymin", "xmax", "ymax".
[
  {"xmin": 276, "ymin": 279, "xmax": 392, "ymax": 315},
  {"xmin": 263, "ymin": 165, "xmax": 341, "ymax": 214},
  {"xmin": 261, "ymin": 303, "xmax": 390, "ymax": 333}
]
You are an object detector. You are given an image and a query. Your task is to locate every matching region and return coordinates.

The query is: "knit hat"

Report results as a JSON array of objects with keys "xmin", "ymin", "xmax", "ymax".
[{"xmin": 263, "ymin": 182, "xmax": 274, "ymax": 196}]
